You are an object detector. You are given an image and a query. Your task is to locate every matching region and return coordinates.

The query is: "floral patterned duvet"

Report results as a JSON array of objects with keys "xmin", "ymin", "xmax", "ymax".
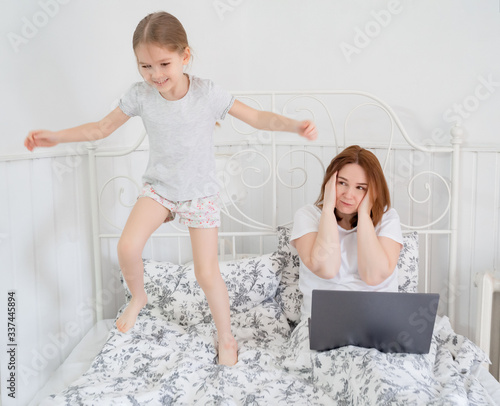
[
  {"xmin": 39, "ymin": 229, "xmax": 493, "ymax": 405},
  {"xmin": 40, "ymin": 305, "xmax": 491, "ymax": 405}
]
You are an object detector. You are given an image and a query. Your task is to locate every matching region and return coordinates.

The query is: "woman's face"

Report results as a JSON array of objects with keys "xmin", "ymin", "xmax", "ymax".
[{"xmin": 335, "ymin": 163, "xmax": 368, "ymax": 218}]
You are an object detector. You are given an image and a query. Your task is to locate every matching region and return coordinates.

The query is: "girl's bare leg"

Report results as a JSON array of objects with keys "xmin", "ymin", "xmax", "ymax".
[
  {"xmin": 189, "ymin": 227, "xmax": 238, "ymax": 366},
  {"xmin": 116, "ymin": 197, "xmax": 170, "ymax": 332}
]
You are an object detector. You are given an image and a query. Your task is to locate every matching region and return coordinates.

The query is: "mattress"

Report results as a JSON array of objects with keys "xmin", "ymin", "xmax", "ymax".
[{"xmin": 28, "ymin": 319, "xmax": 114, "ymax": 406}]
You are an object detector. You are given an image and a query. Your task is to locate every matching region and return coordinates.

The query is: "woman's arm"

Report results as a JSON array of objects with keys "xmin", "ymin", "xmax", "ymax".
[
  {"xmin": 293, "ymin": 174, "xmax": 341, "ymax": 279},
  {"xmin": 227, "ymin": 100, "xmax": 317, "ymax": 140},
  {"xmin": 24, "ymin": 106, "xmax": 130, "ymax": 151},
  {"xmin": 356, "ymin": 194, "xmax": 402, "ymax": 286}
]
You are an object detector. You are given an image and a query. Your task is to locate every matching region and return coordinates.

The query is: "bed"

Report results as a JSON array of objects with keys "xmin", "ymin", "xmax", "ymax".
[{"xmin": 30, "ymin": 90, "xmax": 500, "ymax": 405}]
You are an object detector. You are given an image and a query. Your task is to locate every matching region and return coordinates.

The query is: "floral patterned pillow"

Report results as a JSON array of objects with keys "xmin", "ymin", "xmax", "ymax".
[
  {"xmin": 272, "ymin": 226, "xmax": 303, "ymax": 326},
  {"xmin": 397, "ymin": 231, "xmax": 419, "ymax": 293},
  {"xmin": 273, "ymin": 227, "xmax": 420, "ymax": 324},
  {"xmin": 120, "ymin": 254, "xmax": 283, "ymax": 326}
]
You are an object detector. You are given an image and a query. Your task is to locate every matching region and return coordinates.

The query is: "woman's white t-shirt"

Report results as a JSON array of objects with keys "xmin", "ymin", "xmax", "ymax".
[{"xmin": 290, "ymin": 204, "xmax": 403, "ymax": 319}]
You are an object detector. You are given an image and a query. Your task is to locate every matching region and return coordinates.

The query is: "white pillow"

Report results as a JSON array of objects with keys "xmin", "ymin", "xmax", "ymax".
[{"xmin": 121, "ymin": 254, "xmax": 283, "ymax": 326}]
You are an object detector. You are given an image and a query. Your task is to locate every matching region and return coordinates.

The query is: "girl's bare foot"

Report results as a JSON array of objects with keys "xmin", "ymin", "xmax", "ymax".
[
  {"xmin": 218, "ymin": 335, "xmax": 238, "ymax": 366},
  {"xmin": 116, "ymin": 294, "xmax": 148, "ymax": 333}
]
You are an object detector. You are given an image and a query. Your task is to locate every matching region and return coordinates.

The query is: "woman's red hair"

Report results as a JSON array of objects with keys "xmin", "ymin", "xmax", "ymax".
[{"xmin": 314, "ymin": 145, "xmax": 391, "ymax": 228}]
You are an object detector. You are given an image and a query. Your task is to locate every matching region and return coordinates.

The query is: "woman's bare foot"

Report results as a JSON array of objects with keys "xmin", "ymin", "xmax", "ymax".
[
  {"xmin": 217, "ymin": 335, "xmax": 238, "ymax": 366},
  {"xmin": 116, "ymin": 294, "xmax": 148, "ymax": 333}
]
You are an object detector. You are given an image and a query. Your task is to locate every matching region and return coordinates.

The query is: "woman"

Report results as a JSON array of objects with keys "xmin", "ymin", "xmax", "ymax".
[{"xmin": 291, "ymin": 145, "xmax": 403, "ymax": 320}]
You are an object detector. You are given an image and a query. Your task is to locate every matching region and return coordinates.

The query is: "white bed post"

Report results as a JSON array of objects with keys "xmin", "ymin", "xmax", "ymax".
[
  {"xmin": 475, "ymin": 272, "xmax": 500, "ymax": 368},
  {"xmin": 271, "ymin": 92, "xmax": 277, "ymax": 231},
  {"xmin": 448, "ymin": 126, "xmax": 463, "ymax": 328},
  {"xmin": 87, "ymin": 144, "xmax": 104, "ymax": 322}
]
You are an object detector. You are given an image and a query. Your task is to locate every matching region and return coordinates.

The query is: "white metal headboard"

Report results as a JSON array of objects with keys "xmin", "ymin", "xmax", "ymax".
[{"xmin": 85, "ymin": 90, "xmax": 463, "ymax": 328}]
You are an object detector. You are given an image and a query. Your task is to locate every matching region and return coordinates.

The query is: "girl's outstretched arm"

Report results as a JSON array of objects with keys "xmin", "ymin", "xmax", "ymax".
[
  {"xmin": 228, "ymin": 100, "xmax": 317, "ymax": 140},
  {"xmin": 24, "ymin": 106, "xmax": 130, "ymax": 151}
]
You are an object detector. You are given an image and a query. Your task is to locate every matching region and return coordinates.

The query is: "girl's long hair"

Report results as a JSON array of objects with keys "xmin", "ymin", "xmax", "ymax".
[
  {"xmin": 314, "ymin": 145, "xmax": 391, "ymax": 228},
  {"xmin": 133, "ymin": 12, "xmax": 189, "ymax": 55}
]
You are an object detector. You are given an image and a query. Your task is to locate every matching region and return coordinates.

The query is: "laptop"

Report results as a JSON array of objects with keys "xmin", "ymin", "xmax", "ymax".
[{"xmin": 308, "ymin": 290, "xmax": 439, "ymax": 354}]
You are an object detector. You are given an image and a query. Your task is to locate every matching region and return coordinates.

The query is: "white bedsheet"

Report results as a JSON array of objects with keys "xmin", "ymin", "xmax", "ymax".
[
  {"xmin": 29, "ymin": 320, "xmax": 114, "ymax": 406},
  {"xmin": 475, "ymin": 366, "xmax": 500, "ymax": 405}
]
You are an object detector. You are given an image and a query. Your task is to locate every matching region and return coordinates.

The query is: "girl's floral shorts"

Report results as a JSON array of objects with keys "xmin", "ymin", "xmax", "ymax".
[{"xmin": 138, "ymin": 184, "xmax": 221, "ymax": 228}]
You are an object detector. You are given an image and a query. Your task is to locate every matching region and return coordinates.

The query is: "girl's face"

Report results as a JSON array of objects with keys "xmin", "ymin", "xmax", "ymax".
[
  {"xmin": 135, "ymin": 43, "xmax": 190, "ymax": 100},
  {"xmin": 335, "ymin": 163, "xmax": 368, "ymax": 218}
]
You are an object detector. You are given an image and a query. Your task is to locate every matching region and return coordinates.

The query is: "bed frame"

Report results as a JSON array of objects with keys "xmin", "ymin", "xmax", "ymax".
[
  {"xmin": 476, "ymin": 271, "xmax": 500, "ymax": 377},
  {"xmin": 84, "ymin": 90, "xmax": 464, "ymax": 328}
]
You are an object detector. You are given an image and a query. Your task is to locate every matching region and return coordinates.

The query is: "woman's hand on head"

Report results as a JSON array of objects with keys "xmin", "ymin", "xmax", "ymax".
[
  {"xmin": 358, "ymin": 189, "xmax": 373, "ymax": 217},
  {"xmin": 323, "ymin": 172, "xmax": 337, "ymax": 210},
  {"xmin": 297, "ymin": 120, "xmax": 317, "ymax": 141},
  {"xmin": 24, "ymin": 130, "xmax": 59, "ymax": 151}
]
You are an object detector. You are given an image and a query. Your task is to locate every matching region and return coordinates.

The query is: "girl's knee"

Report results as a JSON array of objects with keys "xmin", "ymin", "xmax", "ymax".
[{"xmin": 117, "ymin": 237, "xmax": 142, "ymax": 260}]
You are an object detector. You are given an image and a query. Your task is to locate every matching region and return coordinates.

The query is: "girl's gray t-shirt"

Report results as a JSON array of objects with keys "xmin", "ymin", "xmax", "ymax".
[{"xmin": 119, "ymin": 74, "xmax": 235, "ymax": 201}]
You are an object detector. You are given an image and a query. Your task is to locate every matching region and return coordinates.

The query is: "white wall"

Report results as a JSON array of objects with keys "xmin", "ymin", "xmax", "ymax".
[
  {"xmin": 2, "ymin": 0, "xmax": 500, "ymax": 155},
  {"xmin": 1, "ymin": 0, "xmax": 500, "ymax": 404}
]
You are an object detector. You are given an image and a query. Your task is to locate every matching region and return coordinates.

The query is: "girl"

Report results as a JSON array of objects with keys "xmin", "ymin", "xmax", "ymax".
[
  {"xmin": 24, "ymin": 11, "xmax": 317, "ymax": 366},
  {"xmin": 290, "ymin": 145, "xmax": 402, "ymax": 320}
]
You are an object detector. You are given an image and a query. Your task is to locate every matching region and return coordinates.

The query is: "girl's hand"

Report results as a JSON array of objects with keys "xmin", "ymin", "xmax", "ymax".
[
  {"xmin": 297, "ymin": 120, "xmax": 317, "ymax": 141},
  {"xmin": 358, "ymin": 190, "xmax": 373, "ymax": 217},
  {"xmin": 24, "ymin": 130, "xmax": 59, "ymax": 151},
  {"xmin": 323, "ymin": 172, "xmax": 337, "ymax": 210}
]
